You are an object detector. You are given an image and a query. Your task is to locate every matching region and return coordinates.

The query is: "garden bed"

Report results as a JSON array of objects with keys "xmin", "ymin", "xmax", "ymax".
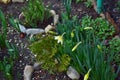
[{"xmin": 0, "ymin": 0, "xmax": 120, "ymax": 80}]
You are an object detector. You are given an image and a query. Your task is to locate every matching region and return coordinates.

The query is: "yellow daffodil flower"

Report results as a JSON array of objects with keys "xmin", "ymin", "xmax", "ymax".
[
  {"xmin": 54, "ymin": 32, "xmax": 66, "ymax": 45},
  {"xmin": 72, "ymin": 41, "xmax": 82, "ymax": 52},
  {"xmin": 84, "ymin": 68, "xmax": 92, "ymax": 80},
  {"xmin": 84, "ymin": 27, "xmax": 93, "ymax": 30}
]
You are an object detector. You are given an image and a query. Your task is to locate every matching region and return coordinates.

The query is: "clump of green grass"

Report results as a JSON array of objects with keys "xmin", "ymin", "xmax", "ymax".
[{"xmin": 22, "ymin": 0, "xmax": 52, "ymax": 27}]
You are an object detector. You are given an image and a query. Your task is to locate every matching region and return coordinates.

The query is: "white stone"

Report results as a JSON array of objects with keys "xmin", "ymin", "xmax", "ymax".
[
  {"xmin": 67, "ymin": 66, "xmax": 80, "ymax": 80},
  {"xmin": 45, "ymin": 25, "xmax": 54, "ymax": 33},
  {"xmin": 49, "ymin": 10, "xmax": 56, "ymax": 16},
  {"xmin": 12, "ymin": 0, "xmax": 24, "ymax": 3},
  {"xmin": 26, "ymin": 28, "xmax": 45, "ymax": 35},
  {"xmin": 54, "ymin": 14, "xmax": 59, "ymax": 25},
  {"xmin": 19, "ymin": 24, "xmax": 45, "ymax": 35},
  {"xmin": 19, "ymin": 24, "xmax": 26, "ymax": 33},
  {"xmin": 24, "ymin": 65, "xmax": 34, "ymax": 80}
]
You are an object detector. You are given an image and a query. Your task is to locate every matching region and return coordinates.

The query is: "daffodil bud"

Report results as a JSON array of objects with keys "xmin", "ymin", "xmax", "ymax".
[
  {"xmin": 72, "ymin": 41, "xmax": 82, "ymax": 52},
  {"xmin": 84, "ymin": 68, "xmax": 92, "ymax": 80},
  {"xmin": 84, "ymin": 27, "xmax": 93, "ymax": 30}
]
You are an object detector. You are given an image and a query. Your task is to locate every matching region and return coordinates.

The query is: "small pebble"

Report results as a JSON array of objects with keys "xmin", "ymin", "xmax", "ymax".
[
  {"xmin": 16, "ymin": 43, "xmax": 19, "ymax": 46},
  {"xmin": 19, "ymin": 60, "xmax": 22, "ymax": 63},
  {"xmin": 9, "ymin": 39, "xmax": 12, "ymax": 42},
  {"xmin": 25, "ymin": 56, "xmax": 28, "ymax": 59},
  {"xmin": 113, "ymin": 8, "xmax": 119, "ymax": 13}
]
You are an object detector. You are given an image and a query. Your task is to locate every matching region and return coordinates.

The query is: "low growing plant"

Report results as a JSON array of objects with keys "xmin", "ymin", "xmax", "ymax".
[
  {"xmin": 81, "ymin": 16, "xmax": 115, "ymax": 40},
  {"xmin": 108, "ymin": 38, "xmax": 120, "ymax": 65}
]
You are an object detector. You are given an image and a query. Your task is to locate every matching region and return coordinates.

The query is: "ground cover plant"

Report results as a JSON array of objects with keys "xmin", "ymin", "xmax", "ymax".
[
  {"xmin": 0, "ymin": 0, "xmax": 120, "ymax": 80},
  {"xmin": 108, "ymin": 38, "xmax": 120, "ymax": 65}
]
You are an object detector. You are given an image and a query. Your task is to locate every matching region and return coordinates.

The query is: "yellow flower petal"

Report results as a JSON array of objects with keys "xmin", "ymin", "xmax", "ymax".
[
  {"xmin": 54, "ymin": 32, "xmax": 66, "ymax": 45},
  {"xmin": 72, "ymin": 41, "xmax": 82, "ymax": 52},
  {"xmin": 84, "ymin": 68, "xmax": 92, "ymax": 80}
]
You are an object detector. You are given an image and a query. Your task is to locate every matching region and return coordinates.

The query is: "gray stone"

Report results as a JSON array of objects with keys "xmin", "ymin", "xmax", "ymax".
[
  {"xmin": 67, "ymin": 66, "xmax": 80, "ymax": 80},
  {"xmin": 33, "ymin": 62, "xmax": 40, "ymax": 70},
  {"xmin": 24, "ymin": 65, "xmax": 34, "ymax": 80},
  {"xmin": 12, "ymin": 0, "xmax": 24, "ymax": 3},
  {"xmin": 54, "ymin": 14, "xmax": 59, "ymax": 25},
  {"xmin": 45, "ymin": 25, "xmax": 54, "ymax": 33}
]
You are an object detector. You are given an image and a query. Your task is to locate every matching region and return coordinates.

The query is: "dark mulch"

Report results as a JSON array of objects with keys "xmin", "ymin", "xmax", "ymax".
[{"xmin": 104, "ymin": 0, "xmax": 120, "ymax": 27}]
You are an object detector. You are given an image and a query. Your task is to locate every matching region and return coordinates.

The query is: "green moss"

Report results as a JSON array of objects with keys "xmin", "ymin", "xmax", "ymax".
[
  {"xmin": 29, "ymin": 35, "xmax": 57, "ymax": 60},
  {"xmin": 29, "ymin": 35, "xmax": 71, "ymax": 73},
  {"xmin": 57, "ymin": 54, "xmax": 71, "ymax": 72}
]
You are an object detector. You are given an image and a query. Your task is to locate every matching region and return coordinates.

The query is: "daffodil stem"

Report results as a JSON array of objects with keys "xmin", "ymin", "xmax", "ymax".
[{"xmin": 62, "ymin": 32, "xmax": 66, "ymax": 37}]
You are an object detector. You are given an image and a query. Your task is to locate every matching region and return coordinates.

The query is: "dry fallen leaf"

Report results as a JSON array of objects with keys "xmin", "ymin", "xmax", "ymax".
[
  {"xmin": 0, "ymin": 0, "xmax": 10, "ymax": 4},
  {"xmin": 12, "ymin": 0, "xmax": 24, "ymax": 3}
]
